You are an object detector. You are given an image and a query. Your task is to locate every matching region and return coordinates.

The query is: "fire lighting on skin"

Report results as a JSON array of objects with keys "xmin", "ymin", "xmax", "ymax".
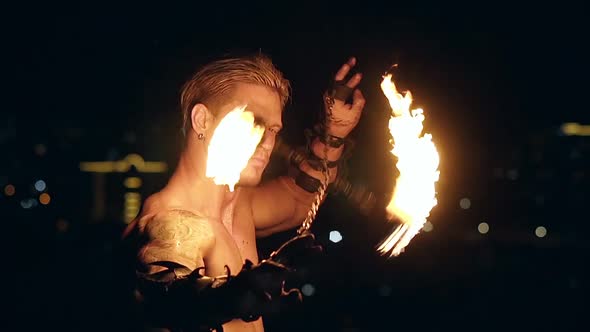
[
  {"xmin": 206, "ymin": 105, "xmax": 265, "ymax": 192},
  {"xmin": 378, "ymin": 74, "xmax": 440, "ymax": 257}
]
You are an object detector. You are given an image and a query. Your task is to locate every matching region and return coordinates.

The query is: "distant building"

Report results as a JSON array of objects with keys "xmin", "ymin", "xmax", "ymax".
[{"xmin": 80, "ymin": 154, "xmax": 168, "ymax": 224}]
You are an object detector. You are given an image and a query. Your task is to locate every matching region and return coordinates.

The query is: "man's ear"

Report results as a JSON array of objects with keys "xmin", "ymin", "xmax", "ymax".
[{"xmin": 190, "ymin": 103, "xmax": 210, "ymax": 135}]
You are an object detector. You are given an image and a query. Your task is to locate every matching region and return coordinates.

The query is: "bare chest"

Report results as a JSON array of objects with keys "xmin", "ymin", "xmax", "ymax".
[{"xmin": 205, "ymin": 204, "xmax": 259, "ymax": 277}]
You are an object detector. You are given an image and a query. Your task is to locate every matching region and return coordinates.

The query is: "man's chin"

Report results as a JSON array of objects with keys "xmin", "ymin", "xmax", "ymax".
[
  {"xmin": 238, "ymin": 169, "xmax": 263, "ymax": 187},
  {"xmin": 237, "ymin": 177, "xmax": 261, "ymax": 187}
]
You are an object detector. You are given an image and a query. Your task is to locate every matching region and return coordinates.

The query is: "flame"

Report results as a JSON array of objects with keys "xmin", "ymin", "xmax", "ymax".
[
  {"xmin": 378, "ymin": 74, "xmax": 440, "ymax": 257},
  {"xmin": 206, "ymin": 105, "xmax": 264, "ymax": 191}
]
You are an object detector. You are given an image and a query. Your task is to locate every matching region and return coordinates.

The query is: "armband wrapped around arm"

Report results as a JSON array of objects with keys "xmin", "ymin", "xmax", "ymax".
[
  {"xmin": 136, "ymin": 259, "xmax": 302, "ymax": 331},
  {"xmin": 285, "ymin": 125, "xmax": 354, "ymax": 193},
  {"xmin": 137, "ymin": 266, "xmax": 232, "ymax": 331}
]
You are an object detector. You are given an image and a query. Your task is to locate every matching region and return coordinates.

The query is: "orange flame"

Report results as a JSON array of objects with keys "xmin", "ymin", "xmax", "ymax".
[
  {"xmin": 206, "ymin": 105, "xmax": 264, "ymax": 191},
  {"xmin": 378, "ymin": 74, "xmax": 440, "ymax": 257}
]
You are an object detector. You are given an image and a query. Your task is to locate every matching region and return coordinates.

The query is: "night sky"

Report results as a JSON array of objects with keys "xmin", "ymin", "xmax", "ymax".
[{"xmin": 3, "ymin": 1, "xmax": 589, "ymax": 331}]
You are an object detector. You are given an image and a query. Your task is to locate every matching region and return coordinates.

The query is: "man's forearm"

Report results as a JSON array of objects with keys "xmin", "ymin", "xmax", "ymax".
[
  {"xmin": 304, "ymin": 136, "xmax": 343, "ymax": 182},
  {"xmin": 255, "ymin": 138, "xmax": 344, "ymax": 237}
]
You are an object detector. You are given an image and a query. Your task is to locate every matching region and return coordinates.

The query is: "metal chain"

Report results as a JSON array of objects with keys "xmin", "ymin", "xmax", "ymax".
[{"xmin": 298, "ymin": 95, "xmax": 334, "ymax": 234}]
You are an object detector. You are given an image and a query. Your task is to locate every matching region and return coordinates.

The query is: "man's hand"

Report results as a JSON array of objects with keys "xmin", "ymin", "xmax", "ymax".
[
  {"xmin": 324, "ymin": 57, "xmax": 366, "ymax": 138},
  {"xmin": 268, "ymin": 232, "xmax": 324, "ymax": 269},
  {"xmin": 223, "ymin": 259, "xmax": 302, "ymax": 322},
  {"xmin": 247, "ymin": 58, "xmax": 367, "ymax": 238}
]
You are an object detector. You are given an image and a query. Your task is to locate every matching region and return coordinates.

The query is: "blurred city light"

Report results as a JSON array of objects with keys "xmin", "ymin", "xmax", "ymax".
[
  {"xmin": 378, "ymin": 284, "xmax": 392, "ymax": 297},
  {"xmin": 4, "ymin": 184, "xmax": 15, "ymax": 196},
  {"xmin": 535, "ymin": 226, "xmax": 547, "ymax": 238},
  {"xmin": 459, "ymin": 197, "xmax": 471, "ymax": 209},
  {"xmin": 34, "ymin": 143, "xmax": 47, "ymax": 156},
  {"xmin": 329, "ymin": 230, "xmax": 343, "ymax": 243},
  {"xmin": 20, "ymin": 198, "xmax": 37, "ymax": 209},
  {"xmin": 34, "ymin": 180, "xmax": 47, "ymax": 192},
  {"xmin": 493, "ymin": 167, "xmax": 504, "ymax": 178},
  {"xmin": 124, "ymin": 177, "xmax": 142, "ymax": 189},
  {"xmin": 80, "ymin": 154, "xmax": 167, "ymax": 173},
  {"xmin": 56, "ymin": 219, "xmax": 69, "ymax": 233},
  {"xmin": 478, "ymin": 222, "xmax": 489, "ymax": 234},
  {"xmin": 124, "ymin": 192, "xmax": 141, "ymax": 224},
  {"xmin": 39, "ymin": 193, "xmax": 51, "ymax": 205},
  {"xmin": 507, "ymin": 169, "xmax": 519, "ymax": 180},
  {"xmin": 301, "ymin": 284, "xmax": 315, "ymax": 296},
  {"xmin": 561, "ymin": 122, "xmax": 590, "ymax": 136}
]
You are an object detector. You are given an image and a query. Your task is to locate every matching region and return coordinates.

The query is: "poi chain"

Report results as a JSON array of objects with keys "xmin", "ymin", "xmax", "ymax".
[{"xmin": 297, "ymin": 95, "xmax": 334, "ymax": 234}]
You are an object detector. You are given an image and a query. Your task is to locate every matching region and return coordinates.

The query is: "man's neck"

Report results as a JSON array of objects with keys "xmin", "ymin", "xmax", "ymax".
[{"xmin": 164, "ymin": 142, "xmax": 239, "ymax": 222}]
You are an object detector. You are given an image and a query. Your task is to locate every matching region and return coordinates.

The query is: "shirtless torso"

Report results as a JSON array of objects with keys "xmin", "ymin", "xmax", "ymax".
[
  {"xmin": 124, "ymin": 188, "xmax": 264, "ymax": 332},
  {"xmin": 121, "ymin": 56, "xmax": 363, "ymax": 332}
]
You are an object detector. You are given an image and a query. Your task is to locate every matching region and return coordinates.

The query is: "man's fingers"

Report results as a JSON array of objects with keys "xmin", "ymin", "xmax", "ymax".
[
  {"xmin": 351, "ymin": 89, "xmax": 366, "ymax": 113},
  {"xmin": 334, "ymin": 56, "xmax": 356, "ymax": 81},
  {"xmin": 346, "ymin": 73, "xmax": 362, "ymax": 88}
]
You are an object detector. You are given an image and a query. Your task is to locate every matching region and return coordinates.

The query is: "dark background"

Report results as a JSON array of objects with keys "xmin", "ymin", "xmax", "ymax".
[{"xmin": 3, "ymin": 1, "xmax": 589, "ymax": 331}]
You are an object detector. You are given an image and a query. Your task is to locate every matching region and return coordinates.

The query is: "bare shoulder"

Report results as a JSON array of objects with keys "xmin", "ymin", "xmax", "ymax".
[
  {"xmin": 133, "ymin": 208, "xmax": 218, "ymax": 274},
  {"xmin": 129, "ymin": 193, "xmax": 214, "ymax": 242},
  {"xmin": 121, "ymin": 192, "xmax": 162, "ymax": 239},
  {"xmin": 142, "ymin": 209, "xmax": 216, "ymax": 248}
]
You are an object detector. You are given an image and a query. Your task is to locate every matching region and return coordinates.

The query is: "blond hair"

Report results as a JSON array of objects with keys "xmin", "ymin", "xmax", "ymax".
[{"xmin": 180, "ymin": 54, "xmax": 291, "ymax": 137}]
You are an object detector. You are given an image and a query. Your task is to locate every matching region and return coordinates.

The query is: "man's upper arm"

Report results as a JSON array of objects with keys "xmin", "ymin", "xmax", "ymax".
[
  {"xmin": 246, "ymin": 176, "xmax": 317, "ymax": 237},
  {"xmin": 137, "ymin": 211, "xmax": 215, "ymax": 278}
]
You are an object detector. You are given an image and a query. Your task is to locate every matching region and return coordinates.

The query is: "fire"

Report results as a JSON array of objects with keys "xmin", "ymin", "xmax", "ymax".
[
  {"xmin": 206, "ymin": 105, "xmax": 265, "ymax": 191},
  {"xmin": 378, "ymin": 74, "xmax": 440, "ymax": 257}
]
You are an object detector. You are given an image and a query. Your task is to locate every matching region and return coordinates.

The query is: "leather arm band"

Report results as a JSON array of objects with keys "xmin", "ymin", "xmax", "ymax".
[
  {"xmin": 293, "ymin": 168, "xmax": 323, "ymax": 193},
  {"xmin": 306, "ymin": 151, "xmax": 340, "ymax": 171},
  {"xmin": 137, "ymin": 268, "xmax": 234, "ymax": 331},
  {"xmin": 318, "ymin": 133, "xmax": 346, "ymax": 148}
]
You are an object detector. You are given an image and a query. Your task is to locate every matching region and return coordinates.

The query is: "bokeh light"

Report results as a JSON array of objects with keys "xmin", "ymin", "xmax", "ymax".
[
  {"xmin": 20, "ymin": 198, "xmax": 37, "ymax": 209},
  {"xmin": 34, "ymin": 180, "xmax": 47, "ymax": 192},
  {"xmin": 34, "ymin": 143, "xmax": 47, "ymax": 156},
  {"xmin": 4, "ymin": 184, "xmax": 15, "ymax": 196},
  {"xmin": 478, "ymin": 222, "xmax": 489, "ymax": 234},
  {"xmin": 39, "ymin": 193, "xmax": 51, "ymax": 205},
  {"xmin": 459, "ymin": 198, "xmax": 471, "ymax": 209},
  {"xmin": 535, "ymin": 226, "xmax": 547, "ymax": 238},
  {"xmin": 301, "ymin": 284, "xmax": 315, "ymax": 296},
  {"xmin": 329, "ymin": 230, "xmax": 343, "ymax": 243},
  {"xmin": 378, "ymin": 285, "xmax": 392, "ymax": 297},
  {"xmin": 56, "ymin": 219, "xmax": 69, "ymax": 233}
]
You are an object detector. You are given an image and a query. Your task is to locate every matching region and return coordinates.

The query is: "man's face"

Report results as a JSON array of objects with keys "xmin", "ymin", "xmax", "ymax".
[{"xmin": 216, "ymin": 83, "xmax": 283, "ymax": 187}]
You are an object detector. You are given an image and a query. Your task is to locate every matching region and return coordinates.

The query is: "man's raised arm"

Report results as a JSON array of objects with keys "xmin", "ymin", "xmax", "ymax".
[{"xmin": 249, "ymin": 57, "xmax": 366, "ymax": 237}]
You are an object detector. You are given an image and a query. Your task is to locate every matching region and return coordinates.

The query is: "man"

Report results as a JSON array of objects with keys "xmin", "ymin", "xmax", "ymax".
[{"xmin": 122, "ymin": 54, "xmax": 365, "ymax": 331}]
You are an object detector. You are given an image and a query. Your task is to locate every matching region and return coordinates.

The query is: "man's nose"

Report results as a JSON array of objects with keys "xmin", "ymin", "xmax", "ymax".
[{"xmin": 259, "ymin": 130, "xmax": 275, "ymax": 152}]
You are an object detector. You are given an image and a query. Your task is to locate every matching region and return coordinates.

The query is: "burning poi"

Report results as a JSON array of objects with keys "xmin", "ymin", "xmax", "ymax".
[
  {"xmin": 206, "ymin": 105, "xmax": 265, "ymax": 191},
  {"xmin": 378, "ymin": 73, "xmax": 440, "ymax": 257}
]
